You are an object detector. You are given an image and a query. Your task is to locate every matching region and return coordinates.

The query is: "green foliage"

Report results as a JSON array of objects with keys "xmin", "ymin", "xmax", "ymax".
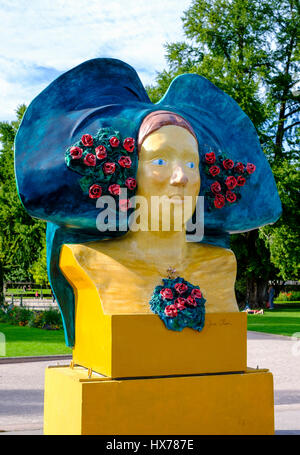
[
  {"xmin": 259, "ymin": 159, "xmax": 300, "ymax": 280},
  {"xmin": 148, "ymin": 0, "xmax": 300, "ymax": 153},
  {"xmin": 29, "ymin": 243, "xmax": 48, "ymax": 285},
  {"xmin": 147, "ymin": 0, "xmax": 300, "ymax": 305},
  {"xmin": 0, "ymin": 306, "xmax": 9, "ymax": 323},
  {"xmin": 0, "ymin": 105, "xmax": 48, "ymax": 283},
  {"xmin": 2, "ymin": 306, "xmax": 32, "ymax": 326},
  {"xmin": 0, "ymin": 305, "xmax": 63, "ymax": 329},
  {"xmin": 27, "ymin": 311, "xmax": 44, "ymax": 328},
  {"xmin": 231, "ymin": 230, "xmax": 280, "ymax": 306},
  {"xmin": 276, "ymin": 290, "xmax": 300, "ymax": 301},
  {"xmin": 28, "ymin": 308, "xmax": 63, "ymax": 329},
  {"xmin": 41, "ymin": 308, "xmax": 62, "ymax": 328}
]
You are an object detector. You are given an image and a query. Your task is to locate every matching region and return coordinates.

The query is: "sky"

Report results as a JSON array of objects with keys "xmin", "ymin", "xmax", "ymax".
[{"xmin": 0, "ymin": 0, "xmax": 192, "ymax": 122}]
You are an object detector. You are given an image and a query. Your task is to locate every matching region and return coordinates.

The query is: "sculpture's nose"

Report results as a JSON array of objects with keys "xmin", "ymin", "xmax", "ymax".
[{"xmin": 170, "ymin": 165, "xmax": 188, "ymax": 186}]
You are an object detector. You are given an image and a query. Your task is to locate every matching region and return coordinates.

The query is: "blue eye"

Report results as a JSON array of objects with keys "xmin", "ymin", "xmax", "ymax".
[
  {"xmin": 186, "ymin": 162, "xmax": 195, "ymax": 169},
  {"xmin": 152, "ymin": 158, "xmax": 167, "ymax": 166}
]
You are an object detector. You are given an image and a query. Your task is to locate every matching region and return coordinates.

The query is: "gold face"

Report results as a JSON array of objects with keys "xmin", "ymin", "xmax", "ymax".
[{"xmin": 136, "ymin": 125, "xmax": 200, "ymax": 229}]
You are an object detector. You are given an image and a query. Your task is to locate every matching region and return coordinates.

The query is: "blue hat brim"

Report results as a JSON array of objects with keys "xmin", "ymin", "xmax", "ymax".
[{"xmin": 15, "ymin": 58, "xmax": 281, "ymax": 236}]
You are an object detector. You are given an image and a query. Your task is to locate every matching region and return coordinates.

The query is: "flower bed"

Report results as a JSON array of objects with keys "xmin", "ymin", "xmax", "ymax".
[{"xmin": 0, "ymin": 305, "xmax": 63, "ymax": 330}]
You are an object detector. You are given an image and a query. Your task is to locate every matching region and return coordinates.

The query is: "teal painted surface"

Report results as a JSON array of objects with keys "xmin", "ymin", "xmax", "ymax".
[{"xmin": 15, "ymin": 58, "xmax": 282, "ymax": 346}]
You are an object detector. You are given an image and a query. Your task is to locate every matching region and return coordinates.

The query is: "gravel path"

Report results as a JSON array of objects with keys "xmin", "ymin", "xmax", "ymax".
[{"xmin": 247, "ymin": 331, "xmax": 300, "ymax": 434}]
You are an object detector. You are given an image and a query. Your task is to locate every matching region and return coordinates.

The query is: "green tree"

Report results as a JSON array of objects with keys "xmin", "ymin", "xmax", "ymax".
[
  {"xmin": 29, "ymin": 243, "xmax": 48, "ymax": 286},
  {"xmin": 147, "ymin": 0, "xmax": 300, "ymax": 306},
  {"xmin": 259, "ymin": 159, "xmax": 300, "ymax": 280},
  {"xmin": 0, "ymin": 105, "xmax": 47, "ymax": 286}
]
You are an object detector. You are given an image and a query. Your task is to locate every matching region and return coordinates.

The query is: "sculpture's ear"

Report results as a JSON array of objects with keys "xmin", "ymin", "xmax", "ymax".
[
  {"xmin": 15, "ymin": 58, "xmax": 150, "ymax": 230},
  {"xmin": 158, "ymin": 74, "xmax": 282, "ymax": 233}
]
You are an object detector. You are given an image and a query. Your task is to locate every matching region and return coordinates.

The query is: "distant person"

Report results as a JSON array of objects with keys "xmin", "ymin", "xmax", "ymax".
[
  {"xmin": 268, "ymin": 285, "xmax": 275, "ymax": 310},
  {"xmin": 35, "ymin": 291, "xmax": 39, "ymax": 299}
]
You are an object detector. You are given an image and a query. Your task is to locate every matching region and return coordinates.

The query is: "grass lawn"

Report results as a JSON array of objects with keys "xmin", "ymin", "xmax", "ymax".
[
  {"xmin": 1, "ymin": 304, "xmax": 299, "ymax": 357},
  {"xmin": 7, "ymin": 288, "xmax": 52, "ymax": 295},
  {"xmin": 0, "ymin": 323, "xmax": 72, "ymax": 357},
  {"xmin": 247, "ymin": 306, "xmax": 300, "ymax": 337}
]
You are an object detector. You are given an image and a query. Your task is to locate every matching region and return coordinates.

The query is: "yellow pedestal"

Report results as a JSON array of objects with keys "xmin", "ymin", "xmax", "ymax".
[
  {"xmin": 73, "ymin": 311, "xmax": 247, "ymax": 378},
  {"xmin": 60, "ymin": 244, "xmax": 247, "ymax": 377},
  {"xmin": 51, "ymin": 244, "xmax": 274, "ymax": 435},
  {"xmin": 44, "ymin": 365, "xmax": 274, "ymax": 435}
]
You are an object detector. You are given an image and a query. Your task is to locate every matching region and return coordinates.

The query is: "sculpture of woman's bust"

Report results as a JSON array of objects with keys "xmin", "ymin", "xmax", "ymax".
[
  {"xmin": 66, "ymin": 112, "xmax": 238, "ymax": 318},
  {"xmin": 15, "ymin": 58, "xmax": 281, "ymax": 347}
]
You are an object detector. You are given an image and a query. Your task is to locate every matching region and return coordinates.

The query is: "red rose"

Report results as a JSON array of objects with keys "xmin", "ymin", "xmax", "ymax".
[
  {"xmin": 186, "ymin": 295, "xmax": 197, "ymax": 307},
  {"xmin": 89, "ymin": 184, "xmax": 102, "ymax": 199},
  {"xmin": 209, "ymin": 165, "xmax": 220, "ymax": 177},
  {"xmin": 225, "ymin": 176, "xmax": 237, "ymax": 190},
  {"xmin": 160, "ymin": 288, "xmax": 174, "ymax": 300},
  {"xmin": 191, "ymin": 288, "xmax": 202, "ymax": 299},
  {"xmin": 237, "ymin": 176, "xmax": 246, "ymax": 186},
  {"xmin": 83, "ymin": 153, "xmax": 96, "ymax": 166},
  {"xmin": 205, "ymin": 152, "xmax": 216, "ymax": 164},
  {"xmin": 164, "ymin": 304, "xmax": 178, "ymax": 318},
  {"xmin": 226, "ymin": 190, "xmax": 237, "ymax": 203},
  {"xmin": 95, "ymin": 145, "xmax": 107, "ymax": 160},
  {"xmin": 174, "ymin": 298, "xmax": 186, "ymax": 311},
  {"xmin": 81, "ymin": 134, "xmax": 93, "ymax": 147},
  {"xmin": 118, "ymin": 156, "xmax": 132, "ymax": 168},
  {"xmin": 119, "ymin": 198, "xmax": 132, "ymax": 212},
  {"xmin": 123, "ymin": 137, "xmax": 135, "ymax": 152},
  {"xmin": 210, "ymin": 181, "xmax": 221, "ymax": 194},
  {"xmin": 174, "ymin": 282, "xmax": 188, "ymax": 295},
  {"xmin": 214, "ymin": 194, "xmax": 225, "ymax": 209},
  {"xmin": 223, "ymin": 159, "xmax": 234, "ymax": 170},
  {"xmin": 103, "ymin": 162, "xmax": 116, "ymax": 175},
  {"xmin": 246, "ymin": 163, "xmax": 256, "ymax": 174},
  {"xmin": 235, "ymin": 162, "xmax": 244, "ymax": 173},
  {"xmin": 70, "ymin": 146, "xmax": 83, "ymax": 159},
  {"xmin": 125, "ymin": 177, "xmax": 137, "ymax": 190},
  {"xmin": 109, "ymin": 136, "xmax": 120, "ymax": 148},
  {"xmin": 108, "ymin": 184, "xmax": 121, "ymax": 195}
]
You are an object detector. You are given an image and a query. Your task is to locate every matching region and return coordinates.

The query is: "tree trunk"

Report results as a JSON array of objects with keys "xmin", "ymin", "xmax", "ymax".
[
  {"xmin": 247, "ymin": 276, "xmax": 257, "ymax": 308},
  {"xmin": 274, "ymin": 34, "xmax": 295, "ymax": 156},
  {"xmin": 257, "ymin": 279, "xmax": 268, "ymax": 307},
  {"xmin": 244, "ymin": 230, "xmax": 271, "ymax": 308},
  {"xmin": 246, "ymin": 276, "xmax": 269, "ymax": 308}
]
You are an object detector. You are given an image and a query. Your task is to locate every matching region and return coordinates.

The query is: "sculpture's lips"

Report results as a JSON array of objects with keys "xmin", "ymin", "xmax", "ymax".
[
  {"xmin": 155, "ymin": 194, "xmax": 185, "ymax": 201},
  {"xmin": 156, "ymin": 195, "xmax": 185, "ymax": 205},
  {"xmin": 157, "ymin": 195, "xmax": 185, "ymax": 202},
  {"xmin": 168, "ymin": 194, "xmax": 184, "ymax": 201},
  {"xmin": 165, "ymin": 193, "xmax": 183, "ymax": 199}
]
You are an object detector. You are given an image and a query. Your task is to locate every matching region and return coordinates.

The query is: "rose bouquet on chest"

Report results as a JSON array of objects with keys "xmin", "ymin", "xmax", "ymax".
[
  {"xmin": 65, "ymin": 127, "xmax": 137, "ymax": 210},
  {"xmin": 149, "ymin": 276, "xmax": 206, "ymax": 332}
]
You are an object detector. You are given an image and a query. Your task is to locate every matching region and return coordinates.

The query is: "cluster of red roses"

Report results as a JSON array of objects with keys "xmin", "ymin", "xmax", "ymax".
[
  {"xmin": 65, "ymin": 130, "xmax": 137, "ymax": 209},
  {"xmin": 160, "ymin": 282, "xmax": 202, "ymax": 318},
  {"xmin": 204, "ymin": 151, "xmax": 256, "ymax": 209}
]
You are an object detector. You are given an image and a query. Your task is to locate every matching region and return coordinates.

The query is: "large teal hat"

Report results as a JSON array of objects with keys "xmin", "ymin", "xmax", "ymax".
[{"xmin": 15, "ymin": 58, "xmax": 281, "ymax": 346}]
